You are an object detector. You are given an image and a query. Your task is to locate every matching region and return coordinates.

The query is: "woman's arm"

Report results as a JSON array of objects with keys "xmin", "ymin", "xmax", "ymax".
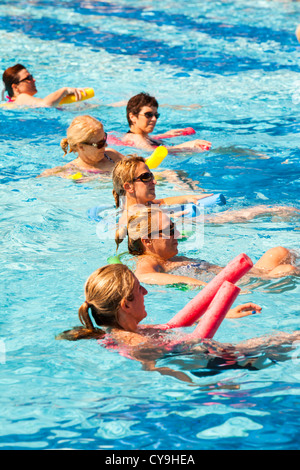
[
  {"xmin": 168, "ymin": 139, "xmax": 211, "ymax": 152},
  {"xmin": 136, "ymin": 271, "xmax": 207, "ymax": 287},
  {"xmin": 122, "ymin": 133, "xmax": 156, "ymax": 150},
  {"xmin": 14, "ymin": 87, "xmax": 85, "ymax": 107},
  {"xmin": 153, "ymin": 128, "xmax": 190, "ymax": 138},
  {"xmin": 37, "ymin": 165, "xmax": 66, "ymax": 177},
  {"xmin": 156, "ymin": 193, "xmax": 213, "ymax": 206},
  {"xmin": 141, "ymin": 359, "xmax": 194, "ymax": 384},
  {"xmin": 40, "ymin": 87, "xmax": 85, "ymax": 107},
  {"xmin": 205, "ymin": 205, "xmax": 300, "ymax": 224}
]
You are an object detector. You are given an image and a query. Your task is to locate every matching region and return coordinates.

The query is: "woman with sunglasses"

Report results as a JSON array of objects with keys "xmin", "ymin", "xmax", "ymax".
[
  {"xmin": 122, "ymin": 92, "xmax": 211, "ymax": 152},
  {"xmin": 112, "ymin": 156, "xmax": 213, "ymax": 232},
  {"xmin": 124, "ymin": 207, "xmax": 299, "ymax": 287},
  {"xmin": 2, "ymin": 63, "xmax": 85, "ymax": 107},
  {"xmin": 39, "ymin": 115, "xmax": 124, "ymax": 179},
  {"xmin": 112, "ymin": 156, "xmax": 299, "ymax": 232}
]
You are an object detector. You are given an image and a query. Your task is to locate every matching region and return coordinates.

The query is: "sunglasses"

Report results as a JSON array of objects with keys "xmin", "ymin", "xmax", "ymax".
[
  {"xmin": 132, "ymin": 171, "xmax": 155, "ymax": 183},
  {"xmin": 83, "ymin": 132, "xmax": 107, "ymax": 149},
  {"xmin": 150, "ymin": 223, "xmax": 176, "ymax": 239},
  {"xmin": 139, "ymin": 111, "xmax": 160, "ymax": 120},
  {"xmin": 15, "ymin": 74, "xmax": 34, "ymax": 84}
]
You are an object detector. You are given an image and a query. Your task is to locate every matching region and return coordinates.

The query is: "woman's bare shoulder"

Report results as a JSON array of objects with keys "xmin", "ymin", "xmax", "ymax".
[
  {"xmin": 105, "ymin": 148, "xmax": 124, "ymax": 161},
  {"xmin": 135, "ymin": 255, "xmax": 165, "ymax": 274},
  {"xmin": 111, "ymin": 328, "xmax": 148, "ymax": 347}
]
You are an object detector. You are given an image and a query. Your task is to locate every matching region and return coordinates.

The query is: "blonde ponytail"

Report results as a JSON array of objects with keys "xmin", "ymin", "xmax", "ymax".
[
  {"xmin": 60, "ymin": 115, "xmax": 104, "ymax": 157},
  {"xmin": 56, "ymin": 301, "xmax": 105, "ymax": 341},
  {"xmin": 60, "ymin": 138, "xmax": 70, "ymax": 156},
  {"xmin": 112, "ymin": 189, "xmax": 120, "ymax": 209},
  {"xmin": 56, "ymin": 265, "xmax": 136, "ymax": 341}
]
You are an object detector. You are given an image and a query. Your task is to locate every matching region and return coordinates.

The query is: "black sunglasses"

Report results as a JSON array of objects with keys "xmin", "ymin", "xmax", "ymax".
[
  {"xmin": 139, "ymin": 111, "xmax": 160, "ymax": 120},
  {"xmin": 150, "ymin": 222, "xmax": 176, "ymax": 239},
  {"xmin": 83, "ymin": 132, "xmax": 107, "ymax": 149},
  {"xmin": 15, "ymin": 74, "xmax": 34, "ymax": 84},
  {"xmin": 132, "ymin": 171, "xmax": 155, "ymax": 183}
]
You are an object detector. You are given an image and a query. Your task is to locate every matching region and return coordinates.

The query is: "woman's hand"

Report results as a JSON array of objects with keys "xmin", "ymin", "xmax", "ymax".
[
  {"xmin": 226, "ymin": 303, "xmax": 262, "ymax": 319},
  {"xmin": 186, "ymin": 139, "xmax": 211, "ymax": 150},
  {"xmin": 164, "ymin": 128, "xmax": 186, "ymax": 137},
  {"xmin": 184, "ymin": 193, "xmax": 214, "ymax": 204},
  {"xmin": 63, "ymin": 87, "xmax": 86, "ymax": 101}
]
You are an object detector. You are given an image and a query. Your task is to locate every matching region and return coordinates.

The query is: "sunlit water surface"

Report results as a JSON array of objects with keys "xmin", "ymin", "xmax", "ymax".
[{"xmin": 0, "ymin": 0, "xmax": 299, "ymax": 450}]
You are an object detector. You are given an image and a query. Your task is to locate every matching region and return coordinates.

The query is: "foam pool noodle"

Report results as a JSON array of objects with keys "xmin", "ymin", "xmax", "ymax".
[
  {"xmin": 165, "ymin": 253, "xmax": 253, "ymax": 329},
  {"xmin": 107, "ymin": 255, "xmax": 123, "ymax": 264},
  {"xmin": 59, "ymin": 88, "xmax": 94, "ymax": 105},
  {"xmin": 68, "ymin": 172, "xmax": 83, "ymax": 180},
  {"xmin": 107, "ymin": 252, "xmax": 128, "ymax": 264},
  {"xmin": 166, "ymin": 281, "xmax": 241, "ymax": 347},
  {"xmin": 146, "ymin": 146, "xmax": 168, "ymax": 169},
  {"xmin": 190, "ymin": 281, "xmax": 241, "ymax": 339}
]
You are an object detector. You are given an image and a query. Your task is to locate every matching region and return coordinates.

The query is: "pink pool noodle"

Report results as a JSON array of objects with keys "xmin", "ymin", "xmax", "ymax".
[
  {"xmin": 190, "ymin": 281, "xmax": 240, "ymax": 339},
  {"xmin": 106, "ymin": 134, "xmax": 135, "ymax": 147},
  {"xmin": 165, "ymin": 253, "xmax": 253, "ymax": 329}
]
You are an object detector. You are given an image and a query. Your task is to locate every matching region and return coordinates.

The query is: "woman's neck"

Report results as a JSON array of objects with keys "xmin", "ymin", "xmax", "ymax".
[
  {"xmin": 129, "ymin": 125, "xmax": 148, "ymax": 137},
  {"xmin": 141, "ymin": 251, "xmax": 168, "ymax": 267},
  {"xmin": 73, "ymin": 153, "xmax": 107, "ymax": 170},
  {"xmin": 123, "ymin": 196, "xmax": 152, "ymax": 211}
]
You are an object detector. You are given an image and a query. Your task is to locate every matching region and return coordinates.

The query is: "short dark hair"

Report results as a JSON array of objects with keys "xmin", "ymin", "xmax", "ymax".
[
  {"xmin": 2, "ymin": 64, "xmax": 26, "ymax": 97},
  {"xmin": 126, "ymin": 92, "xmax": 159, "ymax": 126}
]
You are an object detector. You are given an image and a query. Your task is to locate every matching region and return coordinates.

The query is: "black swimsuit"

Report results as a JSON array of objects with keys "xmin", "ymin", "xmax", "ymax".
[{"xmin": 126, "ymin": 130, "xmax": 163, "ymax": 147}]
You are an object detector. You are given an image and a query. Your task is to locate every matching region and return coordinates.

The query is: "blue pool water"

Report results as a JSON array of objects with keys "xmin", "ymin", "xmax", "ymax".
[{"xmin": 0, "ymin": 0, "xmax": 299, "ymax": 450}]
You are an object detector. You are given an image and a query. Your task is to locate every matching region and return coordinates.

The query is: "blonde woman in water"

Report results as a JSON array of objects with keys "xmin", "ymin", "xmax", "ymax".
[
  {"xmin": 39, "ymin": 115, "xmax": 124, "ymax": 179},
  {"xmin": 57, "ymin": 264, "xmax": 300, "ymax": 383}
]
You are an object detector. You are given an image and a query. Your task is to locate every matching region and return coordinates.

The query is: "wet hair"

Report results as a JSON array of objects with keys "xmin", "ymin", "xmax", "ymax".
[
  {"xmin": 60, "ymin": 115, "xmax": 104, "ymax": 156},
  {"xmin": 126, "ymin": 92, "xmax": 159, "ymax": 126},
  {"xmin": 56, "ymin": 264, "xmax": 136, "ymax": 341},
  {"xmin": 112, "ymin": 155, "xmax": 146, "ymax": 251},
  {"xmin": 2, "ymin": 64, "xmax": 26, "ymax": 98},
  {"xmin": 112, "ymin": 155, "xmax": 146, "ymax": 209},
  {"xmin": 127, "ymin": 207, "xmax": 164, "ymax": 255},
  {"xmin": 116, "ymin": 207, "xmax": 164, "ymax": 255}
]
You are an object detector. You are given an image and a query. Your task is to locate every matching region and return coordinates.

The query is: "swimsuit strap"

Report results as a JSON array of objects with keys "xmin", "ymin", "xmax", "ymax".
[
  {"xmin": 126, "ymin": 129, "xmax": 161, "ymax": 146},
  {"xmin": 104, "ymin": 153, "xmax": 114, "ymax": 163}
]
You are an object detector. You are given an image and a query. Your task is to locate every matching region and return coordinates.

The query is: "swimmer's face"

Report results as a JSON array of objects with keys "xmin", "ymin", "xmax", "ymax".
[
  {"xmin": 124, "ymin": 277, "xmax": 148, "ymax": 328},
  {"xmin": 146, "ymin": 213, "xmax": 180, "ymax": 260},
  {"xmin": 130, "ymin": 105, "xmax": 159, "ymax": 134},
  {"xmin": 13, "ymin": 68, "xmax": 37, "ymax": 96},
  {"xmin": 129, "ymin": 162, "xmax": 157, "ymax": 204},
  {"xmin": 78, "ymin": 127, "xmax": 108, "ymax": 162}
]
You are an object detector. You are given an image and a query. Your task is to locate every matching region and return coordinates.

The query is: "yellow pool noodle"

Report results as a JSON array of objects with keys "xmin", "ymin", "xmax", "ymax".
[
  {"xmin": 146, "ymin": 146, "xmax": 168, "ymax": 169},
  {"xmin": 59, "ymin": 87, "xmax": 95, "ymax": 105},
  {"xmin": 68, "ymin": 172, "xmax": 83, "ymax": 180}
]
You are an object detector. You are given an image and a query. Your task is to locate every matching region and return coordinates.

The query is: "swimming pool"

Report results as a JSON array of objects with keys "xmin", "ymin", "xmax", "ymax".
[{"xmin": 0, "ymin": 0, "xmax": 299, "ymax": 451}]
